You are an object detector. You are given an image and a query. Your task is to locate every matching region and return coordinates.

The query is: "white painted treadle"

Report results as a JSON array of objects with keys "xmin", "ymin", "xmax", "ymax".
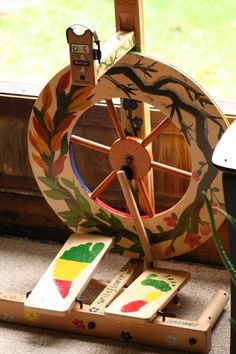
[
  {"xmin": 24, "ymin": 233, "xmax": 112, "ymax": 315},
  {"xmin": 105, "ymin": 268, "xmax": 190, "ymax": 321}
]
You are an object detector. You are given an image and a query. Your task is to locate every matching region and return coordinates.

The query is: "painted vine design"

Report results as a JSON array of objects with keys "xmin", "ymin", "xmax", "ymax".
[{"xmin": 29, "ymin": 56, "xmax": 225, "ymax": 259}]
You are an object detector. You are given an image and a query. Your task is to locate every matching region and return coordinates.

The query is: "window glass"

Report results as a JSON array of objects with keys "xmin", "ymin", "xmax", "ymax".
[{"xmin": 1, "ymin": 0, "xmax": 235, "ymax": 100}]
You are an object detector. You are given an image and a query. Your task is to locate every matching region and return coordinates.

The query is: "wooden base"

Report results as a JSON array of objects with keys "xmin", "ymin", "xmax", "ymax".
[{"xmin": 0, "ymin": 289, "xmax": 229, "ymax": 354}]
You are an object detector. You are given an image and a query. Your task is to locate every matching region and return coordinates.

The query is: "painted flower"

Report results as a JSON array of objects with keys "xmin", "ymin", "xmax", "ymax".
[
  {"xmin": 24, "ymin": 309, "xmax": 39, "ymax": 322},
  {"xmin": 200, "ymin": 223, "xmax": 211, "ymax": 236},
  {"xmin": 165, "ymin": 334, "xmax": 178, "ymax": 347},
  {"xmin": 184, "ymin": 232, "xmax": 201, "ymax": 249},
  {"xmin": 192, "ymin": 170, "xmax": 201, "ymax": 182},
  {"xmin": 164, "ymin": 216, "xmax": 177, "ymax": 228},
  {"xmin": 72, "ymin": 318, "xmax": 86, "ymax": 329},
  {"xmin": 56, "ymin": 70, "xmax": 70, "ymax": 95},
  {"xmin": 121, "ymin": 331, "xmax": 132, "ymax": 342},
  {"xmin": 89, "ymin": 307, "xmax": 100, "ymax": 313},
  {"xmin": 165, "ymin": 246, "xmax": 172, "ymax": 256},
  {"xmin": 2, "ymin": 313, "xmax": 14, "ymax": 322}
]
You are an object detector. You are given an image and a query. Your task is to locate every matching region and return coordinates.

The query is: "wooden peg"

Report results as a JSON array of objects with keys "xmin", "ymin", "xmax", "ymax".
[{"xmin": 197, "ymin": 289, "xmax": 229, "ymax": 328}]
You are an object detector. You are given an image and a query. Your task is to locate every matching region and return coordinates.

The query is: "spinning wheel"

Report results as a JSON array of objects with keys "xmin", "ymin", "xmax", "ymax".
[
  {"xmin": 0, "ymin": 3, "xmax": 230, "ymax": 352},
  {"xmin": 28, "ymin": 52, "xmax": 227, "ymax": 260}
]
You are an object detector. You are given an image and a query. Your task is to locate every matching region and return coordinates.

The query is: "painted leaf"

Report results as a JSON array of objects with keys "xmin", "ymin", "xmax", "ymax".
[
  {"xmin": 44, "ymin": 112, "xmax": 54, "ymax": 132},
  {"xmin": 61, "ymin": 178, "xmax": 75, "ymax": 189},
  {"xmin": 66, "ymin": 200, "xmax": 82, "ymax": 214},
  {"xmin": 30, "ymin": 131, "xmax": 51, "ymax": 156},
  {"xmin": 199, "ymin": 161, "xmax": 206, "ymax": 167},
  {"xmin": 80, "ymin": 220, "xmax": 99, "ymax": 228},
  {"xmin": 171, "ymin": 212, "xmax": 178, "ymax": 220},
  {"xmin": 57, "ymin": 91, "xmax": 70, "ymax": 112},
  {"xmin": 32, "ymin": 153, "xmax": 48, "ymax": 172},
  {"xmin": 61, "ymin": 133, "xmax": 68, "ymax": 155},
  {"xmin": 56, "ymin": 70, "xmax": 70, "ymax": 95},
  {"xmin": 96, "ymin": 209, "xmax": 111, "ymax": 223},
  {"xmin": 109, "ymin": 215, "xmax": 123, "ymax": 230},
  {"xmin": 57, "ymin": 210, "xmax": 79, "ymax": 227},
  {"xmin": 57, "ymin": 114, "xmax": 76, "ymax": 132},
  {"xmin": 58, "ymin": 210, "xmax": 75, "ymax": 218},
  {"xmin": 211, "ymin": 187, "xmax": 220, "ymax": 192},
  {"xmin": 29, "ymin": 130, "xmax": 42, "ymax": 154},
  {"xmin": 50, "ymin": 131, "xmax": 63, "ymax": 151},
  {"xmin": 156, "ymin": 225, "xmax": 165, "ymax": 232},
  {"xmin": 44, "ymin": 189, "xmax": 66, "ymax": 200},
  {"xmin": 64, "ymin": 217, "xmax": 79, "ymax": 228},
  {"xmin": 170, "ymin": 243, "xmax": 176, "ymax": 252},
  {"xmin": 65, "ymin": 199, "xmax": 90, "ymax": 220},
  {"xmin": 42, "ymin": 84, "xmax": 52, "ymax": 110},
  {"xmin": 33, "ymin": 116, "xmax": 48, "ymax": 140},
  {"xmin": 38, "ymin": 176, "xmax": 59, "ymax": 189},
  {"xmin": 33, "ymin": 106, "xmax": 44, "ymax": 126},
  {"xmin": 68, "ymin": 99, "xmax": 92, "ymax": 113},
  {"xmin": 71, "ymin": 86, "xmax": 94, "ymax": 101},
  {"xmin": 51, "ymin": 155, "xmax": 67, "ymax": 176},
  {"xmin": 74, "ymin": 188, "xmax": 91, "ymax": 214}
]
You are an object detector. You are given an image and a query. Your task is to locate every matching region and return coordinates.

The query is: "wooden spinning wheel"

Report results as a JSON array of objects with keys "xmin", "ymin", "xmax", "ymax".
[
  {"xmin": 28, "ymin": 51, "xmax": 227, "ymax": 260},
  {"xmin": 0, "ymin": 3, "xmax": 230, "ymax": 353}
]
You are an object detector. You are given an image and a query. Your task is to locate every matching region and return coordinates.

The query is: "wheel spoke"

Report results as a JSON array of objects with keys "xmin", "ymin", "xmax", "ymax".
[
  {"xmin": 136, "ymin": 178, "xmax": 155, "ymax": 217},
  {"xmin": 89, "ymin": 170, "xmax": 117, "ymax": 199},
  {"xmin": 151, "ymin": 160, "xmax": 192, "ymax": 179},
  {"xmin": 142, "ymin": 116, "xmax": 171, "ymax": 147},
  {"xmin": 70, "ymin": 135, "xmax": 110, "ymax": 154},
  {"xmin": 105, "ymin": 98, "xmax": 126, "ymax": 140}
]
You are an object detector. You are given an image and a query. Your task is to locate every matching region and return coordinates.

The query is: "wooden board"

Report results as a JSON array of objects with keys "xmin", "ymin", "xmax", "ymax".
[
  {"xmin": 24, "ymin": 233, "xmax": 112, "ymax": 315},
  {"xmin": 105, "ymin": 268, "xmax": 190, "ymax": 321},
  {"xmin": 0, "ymin": 292, "xmax": 213, "ymax": 354}
]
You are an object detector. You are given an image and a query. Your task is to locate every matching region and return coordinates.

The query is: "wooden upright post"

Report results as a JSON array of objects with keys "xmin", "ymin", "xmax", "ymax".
[
  {"xmin": 114, "ymin": 0, "xmax": 154, "ymax": 214},
  {"xmin": 114, "ymin": 0, "xmax": 145, "ymax": 52}
]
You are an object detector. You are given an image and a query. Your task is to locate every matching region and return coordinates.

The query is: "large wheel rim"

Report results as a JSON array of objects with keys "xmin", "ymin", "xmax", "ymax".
[{"xmin": 28, "ymin": 52, "xmax": 227, "ymax": 259}]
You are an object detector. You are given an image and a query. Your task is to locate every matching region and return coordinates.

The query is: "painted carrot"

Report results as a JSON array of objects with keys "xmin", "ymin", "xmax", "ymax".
[{"xmin": 53, "ymin": 242, "xmax": 105, "ymax": 298}]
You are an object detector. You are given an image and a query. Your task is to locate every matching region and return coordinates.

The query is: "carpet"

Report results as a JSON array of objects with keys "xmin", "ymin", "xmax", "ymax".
[{"xmin": 0, "ymin": 235, "xmax": 230, "ymax": 354}]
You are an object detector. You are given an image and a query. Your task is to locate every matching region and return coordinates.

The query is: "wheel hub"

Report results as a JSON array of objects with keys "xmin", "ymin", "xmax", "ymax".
[{"xmin": 109, "ymin": 137, "xmax": 151, "ymax": 179}]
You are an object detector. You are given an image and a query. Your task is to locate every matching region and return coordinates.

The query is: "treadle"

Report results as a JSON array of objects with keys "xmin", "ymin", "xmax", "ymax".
[
  {"xmin": 24, "ymin": 233, "xmax": 112, "ymax": 315},
  {"xmin": 105, "ymin": 268, "xmax": 190, "ymax": 321}
]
